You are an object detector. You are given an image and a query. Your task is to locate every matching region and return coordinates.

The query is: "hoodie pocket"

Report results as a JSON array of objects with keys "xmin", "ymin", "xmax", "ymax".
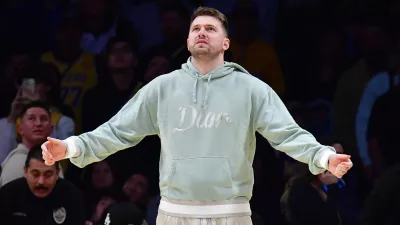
[{"xmin": 167, "ymin": 157, "xmax": 233, "ymax": 201}]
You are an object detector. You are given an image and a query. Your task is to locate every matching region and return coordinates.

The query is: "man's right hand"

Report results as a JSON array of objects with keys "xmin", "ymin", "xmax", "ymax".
[{"xmin": 41, "ymin": 137, "xmax": 67, "ymax": 166}]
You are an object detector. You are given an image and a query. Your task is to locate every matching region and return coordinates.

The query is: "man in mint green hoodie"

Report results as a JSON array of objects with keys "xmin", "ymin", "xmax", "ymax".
[{"xmin": 41, "ymin": 6, "xmax": 353, "ymax": 225}]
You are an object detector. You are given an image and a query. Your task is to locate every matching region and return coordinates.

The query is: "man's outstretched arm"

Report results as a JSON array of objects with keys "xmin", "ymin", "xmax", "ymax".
[
  {"xmin": 61, "ymin": 80, "xmax": 160, "ymax": 168},
  {"xmin": 255, "ymin": 84, "xmax": 352, "ymax": 176}
]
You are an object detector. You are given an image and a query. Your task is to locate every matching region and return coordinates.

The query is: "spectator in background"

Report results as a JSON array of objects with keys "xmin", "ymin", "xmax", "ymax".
[
  {"xmin": 81, "ymin": 160, "xmax": 119, "ymax": 220},
  {"xmin": 333, "ymin": 17, "xmax": 393, "ymax": 170},
  {"xmin": 281, "ymin": 160, "xmax": 342, "ymax": 225},
  {"xmin": 121, "ymin": 172, "xmax": 160, "ymax": 225},
  {"xmin": 305, "ymin": 27, "xmax": 348, "ymax": 102},
  {"xmin": 87, "ymin": 191, "xmax": 121, "ymax": 225},
  {"xmin": 362, "ymin": 40, "xmax": 400, "ymax": 180},
  {"xmin": 361, "ymin": 162, "xmax": 400, "ymax": 225},
  {"xmin": 229, "ymin": 1, "xmax": 285, "ymax": 95},
  {"xmin": 0, "ymin": 60, "xmax": 74, "ymax": 164},
  {"xmin": 0, "ymin": 52, "xmax": 31, "ymax": 117},
  {"xmin": 0, "ymin": 102, "xmax": 53, "ymax": 186},
  {"xmin": 144, "ymin": 3, "xmax": 191, "ymax": 71},
  {"xmin": 79, "ymin": 38, "xmax": 162, "ymax": 197},
  {"xmin": 0, "ymin": 145, "xmax": 86, "ymax": 225},
  {"xmin": 122, "ymin": 173, "xmax": 150, "ymax": 212},
  {"xmin": 82, "ymin": 37, "xmax": 141, "ymax": 132},
  {"xmin": 41, "ymin": 17, "xmax": 98, "ymax": 134},
  {"xmin": 143, "ymin": 53, "xmax": 172, "ymax": 83},
  {"xmin": 79, "ymin": 0, "xmax": 138, "ymax": 54}
]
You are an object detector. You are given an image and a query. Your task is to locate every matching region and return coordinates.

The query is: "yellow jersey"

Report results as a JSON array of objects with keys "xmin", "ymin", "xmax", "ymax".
[{"xmin": 41, "ymin": 52, "xmax": 98, "ymax": 134}]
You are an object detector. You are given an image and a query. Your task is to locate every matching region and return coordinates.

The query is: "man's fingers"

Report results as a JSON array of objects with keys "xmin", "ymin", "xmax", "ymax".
[
  {"xmin": 336, "ymin": 154, "xmax": 351, "ymax": 161},
  {"xmin": 339, "ymin": 161, "xmax": 353, "ymax": 169},
  {"xmin": 42, "ymin": 148, "xmax": 54, "ymax": 161},
  {"xmin": 41, "ymin": 142, "xmax": 48, "ymax": 152},
  {"xmin": 44, "ymin": 159, "xmax": 54, "ymax": 166},
  {"xmin": 41, "ymin": 141, "xmax": 55, "ymax": 163},
  {"xmin": 47, "ymin": 137, "xmax": 61, "ymax": 144}
]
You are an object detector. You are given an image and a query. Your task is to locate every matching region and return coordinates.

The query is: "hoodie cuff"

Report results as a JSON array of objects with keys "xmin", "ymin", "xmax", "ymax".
[
  {"xmin": 319, "ymin": 148, "xmax": 336, "ymax": 170},
  {"xmin": 63, "ymin": 137, "xmax": 80, "ymax": 159}
]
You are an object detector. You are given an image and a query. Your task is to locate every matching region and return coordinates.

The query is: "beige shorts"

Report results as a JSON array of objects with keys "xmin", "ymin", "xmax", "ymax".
[{"xmin": 156, "ymin": 213, "xmax": 253, "ymax": 225}]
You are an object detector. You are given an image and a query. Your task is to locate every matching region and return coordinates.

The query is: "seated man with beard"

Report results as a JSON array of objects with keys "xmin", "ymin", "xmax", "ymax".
[{"xmin": 0, "ymin": 145, "xmax": 85, "ymax": 225}]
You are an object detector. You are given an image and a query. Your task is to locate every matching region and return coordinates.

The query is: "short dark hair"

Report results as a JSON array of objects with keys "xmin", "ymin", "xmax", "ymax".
[
  {"xmin": 25, "ymin": 144, "xmax": 60, "ymax": 169},
  {"xmin": 19, "ymin": 101, "xmax": 51, "ymax": 119},
  {"xmin": 105, "ymin": 36, "xmax": 139, "ymax": 57},
  {"xmin": 191, "ymin": 7, "xmax": 229, "ymax": 36}
]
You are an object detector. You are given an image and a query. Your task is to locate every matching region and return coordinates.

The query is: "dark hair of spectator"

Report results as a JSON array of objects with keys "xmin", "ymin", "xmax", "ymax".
[
  {"xmin": 25, "ymin": 144, "xmax": 60, "ymax": 169},
  {"xmin": 81, "ymin": 160, "xmax": 118, "ymax": 190},
  {"xmin": 14, "ymin": 60, "xmax": 62, "ymax": 106},
  {"xmin": 19, "ymin": 101, "xmax": 51, "ymax": 119},
  {"xmin": 280, "ymin": 162, "xmax": 316, "ymax": 222},
  {"xmin": 105, "ymin": 36, "xmax": 139, "ymax": 58}
]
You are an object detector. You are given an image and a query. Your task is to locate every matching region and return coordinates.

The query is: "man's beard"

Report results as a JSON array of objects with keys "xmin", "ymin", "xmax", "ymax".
[{"xmin": 190, "ymin": 46, "xmax": 218, "ymax": 59}]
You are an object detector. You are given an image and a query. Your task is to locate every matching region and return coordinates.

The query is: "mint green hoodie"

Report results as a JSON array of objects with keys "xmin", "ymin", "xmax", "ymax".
[{"xmin": 64, "ymin": 58, "xmax": 336, "ymax": 202}]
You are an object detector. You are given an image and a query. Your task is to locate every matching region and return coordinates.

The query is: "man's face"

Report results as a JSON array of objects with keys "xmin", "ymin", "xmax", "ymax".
[
  {"xmin": 18, "ymin": 107, "xmax": 53, "ymax": 145},
  {"xmin": 91, "ymin": 161, "xmax": 114, "ymax": 190},
  {"xmin": 108, "ymin": 42, "xmax": 137, "ymax": 69},
  {"xmin": 187, "ymin": 16, "xmax": 229, "ymax": 58},
  {"xmin": 122, "ymin": 174, "xmax": 149, "ymax": 203},
  {"xmin": 24, "ymin": 159, "xmax": 59, "ymax": 198}
]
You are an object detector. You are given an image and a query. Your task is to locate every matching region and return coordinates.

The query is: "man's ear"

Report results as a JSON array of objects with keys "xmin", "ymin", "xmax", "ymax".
[{"xmin": 223, "ymin": 38, "xmax": 230, "ymax": 51}]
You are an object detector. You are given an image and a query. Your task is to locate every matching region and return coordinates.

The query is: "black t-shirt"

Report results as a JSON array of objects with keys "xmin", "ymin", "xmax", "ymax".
[{"xmin": 0, "ymin": 178, "xmax": 86, "ymax": 225}]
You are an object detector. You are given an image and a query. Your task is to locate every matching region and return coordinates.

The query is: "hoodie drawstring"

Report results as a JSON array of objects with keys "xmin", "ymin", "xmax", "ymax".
[
  {"xmin": 192, "ymin": 78, "xmax": 198, "ymax": 104},
  {"xmin": 192, "ymin": 73, "xmax": 213, "ymax": 108},
  {"xmin": 202, "ymin": 74, "xmax": 212, "ymax": 108}
]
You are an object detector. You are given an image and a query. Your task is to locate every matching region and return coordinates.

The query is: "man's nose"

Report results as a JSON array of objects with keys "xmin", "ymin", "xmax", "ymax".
[
  {"xmin": 198, "ymin": 28, "xmax": 206, "ymax": 36},
  {"xmin": 34, "ymin": 119, "xmax": 44, "ymax": 126},
  {"xmin": 38, "ymin": 176, "xmax": 45, "ymax": 184}
]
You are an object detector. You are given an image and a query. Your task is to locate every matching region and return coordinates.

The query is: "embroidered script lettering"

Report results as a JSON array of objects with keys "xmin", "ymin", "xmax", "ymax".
[{"xmin": 173, "ymin": 105, "xmax": 232, "ymax": 132}]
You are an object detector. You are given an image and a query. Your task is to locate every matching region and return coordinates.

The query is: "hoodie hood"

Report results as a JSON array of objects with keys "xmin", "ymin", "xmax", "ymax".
[{"xmin": 181, "ymin": 57, "xmax": 250, "ymax": 108}]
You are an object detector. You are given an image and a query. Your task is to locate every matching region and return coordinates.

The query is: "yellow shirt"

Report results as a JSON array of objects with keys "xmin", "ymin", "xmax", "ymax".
[
  {"xmin": 41, "ymin": 52, "xmax": 98, "ymax": 134},
  {"xmin": 230, "ymin": 39, "xmax": 285, "ymax": 95}
]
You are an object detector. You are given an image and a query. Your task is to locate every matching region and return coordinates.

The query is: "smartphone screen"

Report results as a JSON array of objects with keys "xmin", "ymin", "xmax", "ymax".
[{"xmin": 21, "ymin": 78, "xmax": 36, "ymax": 98}]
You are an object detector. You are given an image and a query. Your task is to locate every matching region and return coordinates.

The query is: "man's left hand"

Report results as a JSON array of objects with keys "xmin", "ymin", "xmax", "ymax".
[{"xmin": 328, "ymin": 154, "xmax": 353, "ymax": 178}]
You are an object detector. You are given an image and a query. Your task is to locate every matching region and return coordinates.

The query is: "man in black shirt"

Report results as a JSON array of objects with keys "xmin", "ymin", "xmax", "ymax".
[{"xmin": 0, "ymin": 144, "xmax": 86, "ymax": 225}]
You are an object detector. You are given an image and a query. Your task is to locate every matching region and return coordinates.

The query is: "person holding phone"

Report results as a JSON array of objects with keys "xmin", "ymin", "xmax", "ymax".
[{"xmin": 0, "ymin": 60, "xmax": 75, "ymax": 165}]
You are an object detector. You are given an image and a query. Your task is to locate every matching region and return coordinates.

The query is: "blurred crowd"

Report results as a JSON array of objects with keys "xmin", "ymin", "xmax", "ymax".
[{"xmin": 1, "ymin": 0, "xmax": 400, "ymax": 225}]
